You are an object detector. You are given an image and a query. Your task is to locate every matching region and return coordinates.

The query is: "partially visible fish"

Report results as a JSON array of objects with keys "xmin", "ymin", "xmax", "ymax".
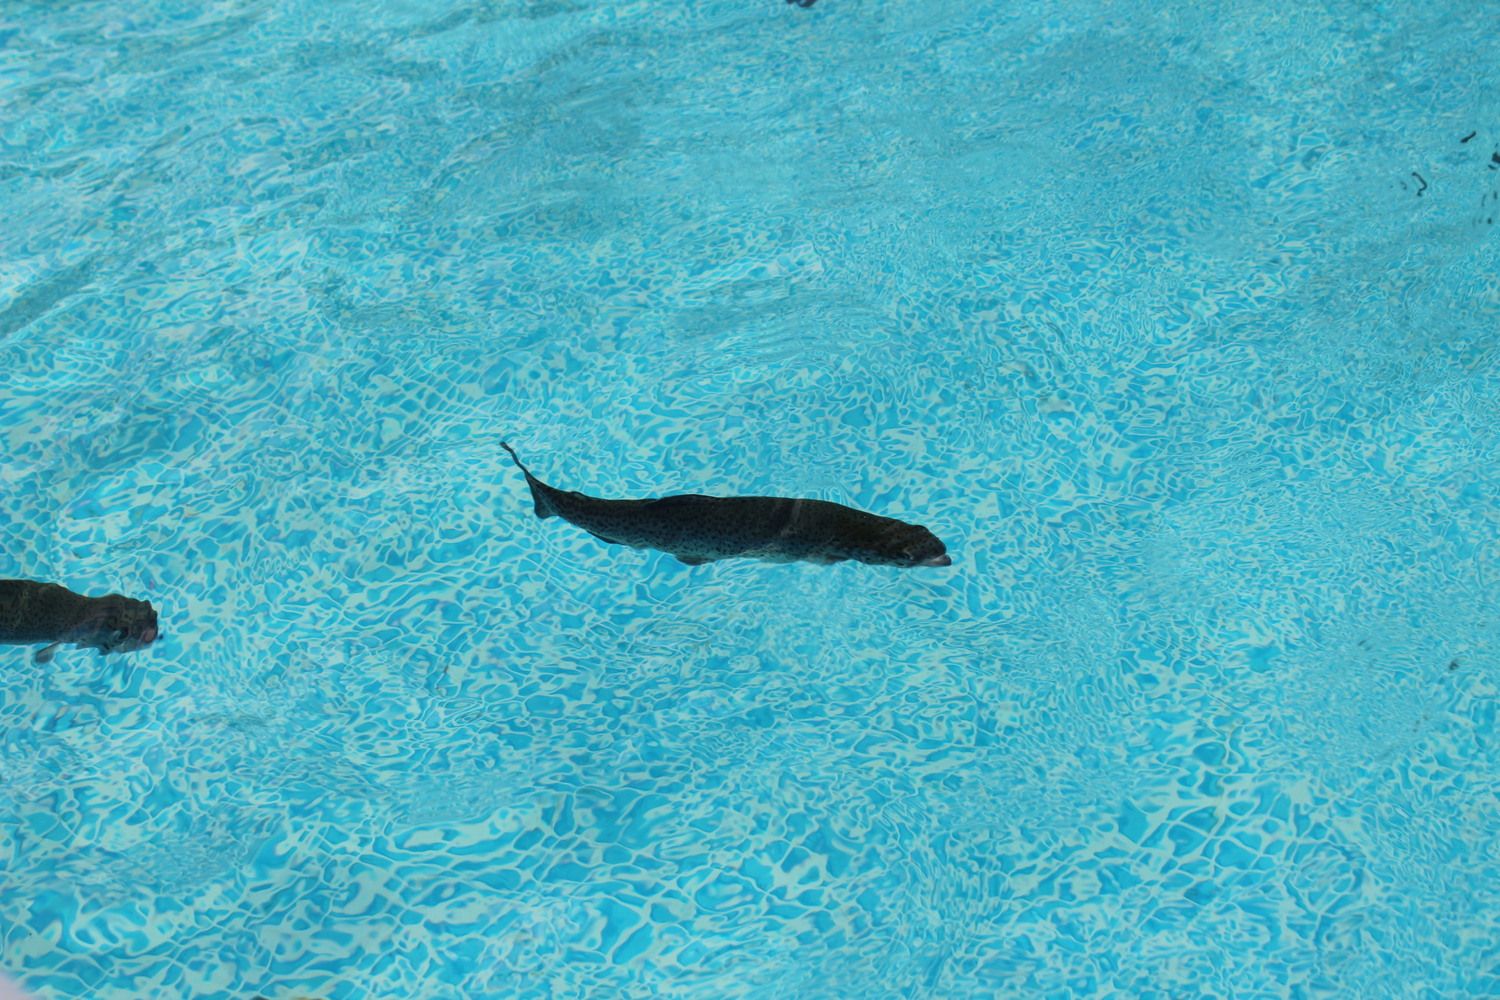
[
  {"xmin": 0, "ymin": 579, "xmax": 159, "ymax": 664},
  {"xmin": 501, "ymin": 442, "xmax": 951, "ymax": 568},
  {"xmin": 0, "ymin": 972, "xmax": 37, "ymax": 1000}
]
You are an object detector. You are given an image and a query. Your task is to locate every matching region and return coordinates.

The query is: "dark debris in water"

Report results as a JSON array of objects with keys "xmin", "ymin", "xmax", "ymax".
[{"xmin": 1402, "ymin": 135, "xmax": 1499, "ymax": 222}]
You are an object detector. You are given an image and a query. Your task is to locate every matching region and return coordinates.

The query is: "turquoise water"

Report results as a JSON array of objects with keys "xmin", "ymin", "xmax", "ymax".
[{"xmin": 3, "ymin": 0, "xmax": 1498, "ymax": 996}]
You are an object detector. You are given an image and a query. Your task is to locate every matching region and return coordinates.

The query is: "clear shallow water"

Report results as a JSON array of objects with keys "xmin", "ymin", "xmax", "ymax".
[{"xmin": 2, "ymin": 0, "xmax": 1498, "ymax": 996}]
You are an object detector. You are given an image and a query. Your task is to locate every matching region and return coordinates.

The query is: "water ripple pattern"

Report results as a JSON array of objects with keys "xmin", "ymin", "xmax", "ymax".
[{"xmin": 2, "ymin": 0, "xmax": 1498, "ymax": 997}]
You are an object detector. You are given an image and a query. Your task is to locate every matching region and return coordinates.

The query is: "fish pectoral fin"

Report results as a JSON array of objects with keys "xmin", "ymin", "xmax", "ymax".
[
  {"xmin": 675, "ymin": 554, "xmax": 713, "ymax": 566},
  {"xmin": 585, "ymin": 529, "xmax": 624, "ymax": 545},
  {"xmin": 34, "ymin": 642, "xmax": 61, "ymax": 665}
]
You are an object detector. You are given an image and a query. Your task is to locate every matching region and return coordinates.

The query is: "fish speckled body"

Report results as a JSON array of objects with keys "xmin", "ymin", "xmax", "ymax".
[
  {"xmin": 0, "ymin": 580, "xmax": 159, "ymax": 664},
  {"xmin": 501, "ymin": 443, "xmax": 951, "ymax": 568}
]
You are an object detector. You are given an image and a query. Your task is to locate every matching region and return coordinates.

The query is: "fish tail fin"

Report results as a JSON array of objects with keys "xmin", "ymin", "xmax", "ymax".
[{"xmin": 500, "ymin": 440, "xmax": 557, "ymax": 519}]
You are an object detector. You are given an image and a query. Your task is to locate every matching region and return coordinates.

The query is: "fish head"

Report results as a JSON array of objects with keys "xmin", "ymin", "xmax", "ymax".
[
  {"xmin": 846, "ymin": 519, "xmax": 952, "ymax": 568},
  {"xmin": 80, "ymin": 595, "xmax": 160, "ymax": 655}
]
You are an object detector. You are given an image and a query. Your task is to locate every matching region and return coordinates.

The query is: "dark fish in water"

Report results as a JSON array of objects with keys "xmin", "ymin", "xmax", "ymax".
[
  {"xmin": 501, "ymin": 442, "xmax": 951, "ymax": 568},
  {"xmin": 0, "ymin": 579, "xmax": 159, "ymax": 664}
]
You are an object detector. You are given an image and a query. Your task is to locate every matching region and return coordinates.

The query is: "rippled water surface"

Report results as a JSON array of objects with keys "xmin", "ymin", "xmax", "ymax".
[{"xmin": 3, "ymin": 0, "xmax": 1498, "ymax": 996}]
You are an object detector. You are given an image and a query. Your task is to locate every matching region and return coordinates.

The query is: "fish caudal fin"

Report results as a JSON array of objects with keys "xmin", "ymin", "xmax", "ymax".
[{"xmin": 500, "ymin": 440, "xmax": 558, "ymax": 519}]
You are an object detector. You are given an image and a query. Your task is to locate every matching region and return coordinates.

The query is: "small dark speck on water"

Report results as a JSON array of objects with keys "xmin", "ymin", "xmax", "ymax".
[
  {"xmin": 1461, "ymin": 131, "xmax": 1477, "ymax": 143},
  {"xmin": 1448, "ymin": 659, "xmax": 1459, "ymax": 671},
  {"xmin": 786, "ymin": 0, "xmax": 817, "ymax": 6},
  {"xmin": 1490, "ymin": 151, "xmax": 1500, "ymax": 169}
]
